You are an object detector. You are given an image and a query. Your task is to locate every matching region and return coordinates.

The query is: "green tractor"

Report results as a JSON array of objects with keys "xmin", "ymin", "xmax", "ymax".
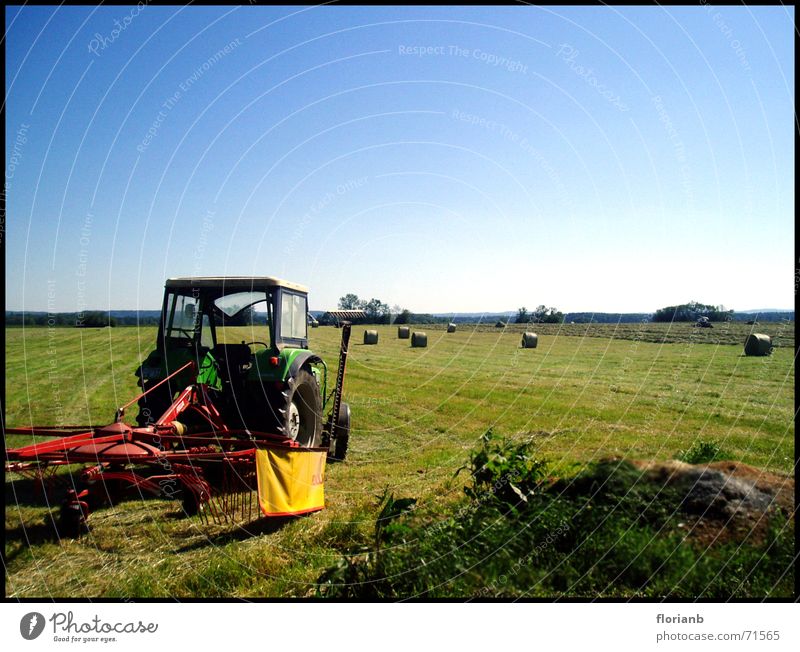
[{"xmin": 135, "ymin": 277, "xmax": 351, "ymax": 460}]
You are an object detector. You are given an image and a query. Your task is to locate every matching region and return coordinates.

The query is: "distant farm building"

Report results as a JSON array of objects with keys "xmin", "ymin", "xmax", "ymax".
[{"xmin": 319, "ymin": 309, "xmax": 367, "ymax": 326}]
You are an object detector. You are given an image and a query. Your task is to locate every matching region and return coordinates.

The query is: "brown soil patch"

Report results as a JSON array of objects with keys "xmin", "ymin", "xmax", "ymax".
[{"xmin": 629, "ymin": 459, "xmax": 794, "ymax": 547}]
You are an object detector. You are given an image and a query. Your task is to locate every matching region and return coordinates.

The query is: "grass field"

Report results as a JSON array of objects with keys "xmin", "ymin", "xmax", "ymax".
[{"xmin": 4, "ymin": 323, "xmax": 795, "ymax": 597}]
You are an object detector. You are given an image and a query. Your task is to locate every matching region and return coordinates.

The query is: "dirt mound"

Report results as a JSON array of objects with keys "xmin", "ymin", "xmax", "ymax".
[{"xmin": 629, "ymin": 459, "xmax": 794, "ymax": 546}]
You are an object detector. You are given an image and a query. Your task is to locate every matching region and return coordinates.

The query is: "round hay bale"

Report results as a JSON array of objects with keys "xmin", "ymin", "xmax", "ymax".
[
  {"xmin": 411, "ymin": 332, "xmax": 427, "ymax": 348},
  {"xmin": 447, "ymin": 323, "xmax": 456, "ymax": 333},
  {"xmin": 744, "ymin": 333, "xmax": 772, "ymax": 356},
  {"xmin": 521, "ymin": 332, "xmax": 538, "ymax": 349},
  {"xmin": 397, "ymin": 326, "xmax": 410, "ymax": 339},
  {"xmin": 363, "ymin": 329, "xmax": 379, "ymax": 345}
]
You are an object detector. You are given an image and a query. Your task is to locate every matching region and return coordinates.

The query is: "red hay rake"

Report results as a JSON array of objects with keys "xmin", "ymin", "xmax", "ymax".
[{"xmin": 5, "ymin": 360, "xmax": 302, "ymax": 535}]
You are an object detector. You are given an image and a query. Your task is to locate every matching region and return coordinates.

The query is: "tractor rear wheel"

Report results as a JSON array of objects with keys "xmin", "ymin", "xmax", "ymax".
[{"xmin": 277, "ymin": 369, "xmax": 323, "ymax": 447}]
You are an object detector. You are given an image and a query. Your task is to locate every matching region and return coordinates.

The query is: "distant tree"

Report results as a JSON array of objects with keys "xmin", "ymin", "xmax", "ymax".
[
  {"xmin": 531, "ymin": 305, "xmax": 564, "ymax": 324},
  {"xmin": 392, "ymin": 305, "xmax": 411, "ymax": 324},
  {"xmin": 238, "ymin": 305, "xmax": 256, "ymax": 326},
  {"xmin": 515, "ymin": 307, "xmax": 530, "ymax": 324},
  {"xmin": 363, "ymin": 298, "xmax": 390, "ymax": 322},
  {"xmin": 338, "ymin": 293, "xmax": 363, "ymax": 310},
  {"xmin": 546, "ymin": 308, "xmax": 564, "ymax": 324}
]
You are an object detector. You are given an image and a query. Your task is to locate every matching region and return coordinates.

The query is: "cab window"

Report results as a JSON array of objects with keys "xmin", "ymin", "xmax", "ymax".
[
  {"xmin": 281, "ymin": 292, "xmax": 307, "ymax": 340},
  {"xmin": 200, "ymin": 314, "xmax": 213, "ymax": 349},
  {"xmin": 164, "ymin": 292, "xmax": 199, "ymax": 341}
]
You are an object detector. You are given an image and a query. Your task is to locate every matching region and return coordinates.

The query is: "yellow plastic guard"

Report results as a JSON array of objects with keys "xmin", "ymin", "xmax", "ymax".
[{"xmin": 255, "ymin": 445, "xmax": 327, "ymax": 516}]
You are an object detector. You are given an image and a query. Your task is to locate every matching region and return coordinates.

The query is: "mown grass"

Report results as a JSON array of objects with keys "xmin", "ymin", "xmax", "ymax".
[{"xmin": 4, "ymin": 323, "xmax": 795, "ymax": 597}]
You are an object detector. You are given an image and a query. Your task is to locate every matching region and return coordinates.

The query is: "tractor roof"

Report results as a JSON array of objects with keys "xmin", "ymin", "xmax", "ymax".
[{"xmin": 166, "ymin": 276, "xmax": 308, "ymax": 293}]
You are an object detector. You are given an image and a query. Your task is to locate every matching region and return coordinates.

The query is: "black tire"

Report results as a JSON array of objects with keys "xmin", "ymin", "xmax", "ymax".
[
  {"xmin": 274, "ymin": 368, "xmax": 323, "ymax": 447},
  {"xmin": 328, "ymin": 402, "xmax": 351, "ymax": 462},
  {"xmin": 59, "ymin": 495, "xmax": 89, "ymax": 537},
  {"xmin": 135, "ymin": 380, "xmax": 173, "ymax": 427},
  {"xmin": 181, "ymin": 491, "xmax": 203, "ymax": 517}
]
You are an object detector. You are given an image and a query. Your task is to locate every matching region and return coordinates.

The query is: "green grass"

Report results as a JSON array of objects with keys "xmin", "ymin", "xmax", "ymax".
[
  {"xmin": 4, "ymin": 324, "xmax": 795, "ymax": 597},
  {"xmin": 317, "ymin": 437, "xmax": 794, "ymax": 598}
]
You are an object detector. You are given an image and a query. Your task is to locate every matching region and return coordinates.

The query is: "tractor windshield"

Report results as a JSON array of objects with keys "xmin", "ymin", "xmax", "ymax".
[
  {"xmin": 213, "ymin": 291, "xmax": 272, "ymax": 345},
  {"xmin": 214, "ymin": 291, "xmax": 268, "ymax": 318}
]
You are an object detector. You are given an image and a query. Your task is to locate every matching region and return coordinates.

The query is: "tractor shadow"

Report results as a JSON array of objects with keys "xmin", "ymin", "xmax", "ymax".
[
  {"xmin": 4, "ymin": 515, "xmax": 66, "ymax": 561},
  {"xmin": 5, "ymin": 473, "xmax": 168, "ymax": 509},
  {"xmin": 5, "ymin": 474, "xmax": 78, "ymax": 508},
  {"xmin": 171, "ymin": 515, "xmax": 298, "ymax": 552}
]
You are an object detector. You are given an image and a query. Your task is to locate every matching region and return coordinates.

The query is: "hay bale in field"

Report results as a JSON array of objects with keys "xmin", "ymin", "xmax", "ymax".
[
  {"xmin": 521, "ymin": 332, "xmax": 538, "ymax": 349},
  {"xmin": 411, "ymin": 332, "xmax": 427, "ymax": 348},
  {"xmin": 397, "ymin": 326, "xmax": 410, "ymax": 339},
  {"xmin": 363, "ymin": 329, "xmax": 379, "ymax": 345},
  {"xmin": 495, "ymin": 321, "xmax": 505, "ymax": 328},
  {"xmin": 744, "ymin": 333, "xmax": 772, "ymax": 356},
  {"xmin": 447, "ymin": 323, "xmax": 456, "ymax": 333}
]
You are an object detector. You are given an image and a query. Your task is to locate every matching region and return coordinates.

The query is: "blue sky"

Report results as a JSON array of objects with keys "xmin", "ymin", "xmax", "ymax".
[{"xmin": 5, "ymin": 5, "xmax": 795, "ymax": 313}]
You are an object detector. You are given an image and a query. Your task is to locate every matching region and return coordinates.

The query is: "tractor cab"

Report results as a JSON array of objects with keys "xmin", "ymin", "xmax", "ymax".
[
  {"xmin": 135, "ymin": 277, "xmax": 327, "ymax": 441},
  {"xmin": 158, "ymin": 276, "xmax": 309, "ymax": 351}
]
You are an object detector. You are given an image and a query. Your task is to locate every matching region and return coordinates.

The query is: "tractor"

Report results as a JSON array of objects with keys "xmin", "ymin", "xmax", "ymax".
[
  {"xmin": 135, "ymin": 277, "xmax": 351, "ymax": 458},
  {"xmin": 5, "ymin": 276, "xmax": 352, "ymax": 533}
]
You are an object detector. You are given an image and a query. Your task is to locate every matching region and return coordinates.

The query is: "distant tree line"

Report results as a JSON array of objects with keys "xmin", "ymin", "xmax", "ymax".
[
  {"xmin": 10, "ymin": 303, "xmax": 791, "ymax": 329},
  {"xmin": 652, "ymin": 302, "xmax": 733, "ymax": 323},
  {"xmin": 730, "ymin": 311, "xmax": 794, "ymax": 323},
  {"xmin": 5, "ymin": 312, "xmax": 161, "ymax": 327}
]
